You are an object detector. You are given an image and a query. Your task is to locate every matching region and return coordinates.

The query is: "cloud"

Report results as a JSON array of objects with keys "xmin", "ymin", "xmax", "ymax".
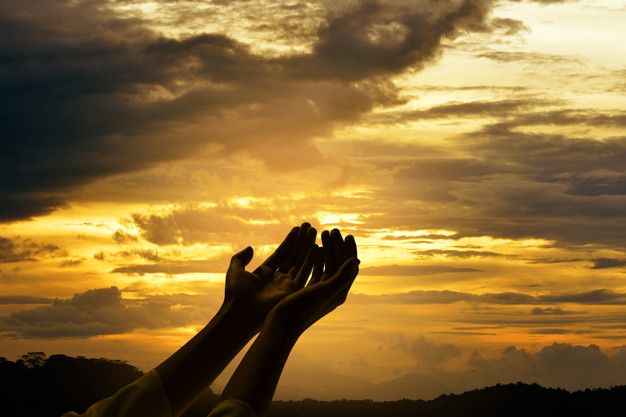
[
  {"xmin": 460, "ymin": 343, "xmax": 626, "ymax": 391},
  {"xmin": 0, "ymin": 0, "xmax": 497, "ymax": 222},
  {"xmin": 0, "ymin": 296, "xmax": 52, "ymax": 305},
  {"xmin": 130, "ymin": 205, "xmax": 289, "ymax": 245},
  {"xmin": 0, "ymin": 236, "xmax": 66, "ymax": 263},
  {"xmin": 112, "ymin": 230, "xmax": 139, "ymax": 245},
  {"xmin": 111, "ymin": 259, "xmax": 226, "ymax": 275},
  {"xmin": 396, "ymin": 336, "xmax": 461, "ymax": 366},
  {"xmin": 360, "ymin": 264, "xmax": 481, "ymax": 276},
  {"xmin": 590, "ymin": 258, "xmax": 626, "ymax": 269},
  {"xmin": 417, "ymin": 249, "xmax": 505, "ymax": 258},
  {"xmin": 476, "ymin": 50, "xmax": 581, "ymax": 64},
  {"xmin": 487, "ymin": 17, "xmax": 529, "ymax": 35},
  {"xmin": 0, "ymin": 287, "xmax": 207, "ymax": 338},
  {"xmin": 530, "ymin": 307, "xmax": 581, "ymax": 315},
  {"xmin": 367, "ymin": 109, "xmax": 626, "ymax": 248},
  {"xmin": 351, "ymin": 289, "xmax": 626, "ymax": 305},
  {"xmin": 367, "ymin": 98, "xmax": 555, "ymax": 124}
]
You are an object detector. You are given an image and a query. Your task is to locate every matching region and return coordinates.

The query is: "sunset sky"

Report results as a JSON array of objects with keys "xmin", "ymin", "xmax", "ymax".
[{"xmin": 2, "ymin": 0, "xmax": 626, "ymax": 400}]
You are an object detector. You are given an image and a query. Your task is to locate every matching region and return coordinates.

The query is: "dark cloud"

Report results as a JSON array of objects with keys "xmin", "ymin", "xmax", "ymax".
[
  {"xmin": 1, "ymin": 0, "xmax": 495, "ymax": 221},
  {"xmin": 367, "ymin": 98, "xmax": 555, "ymax": 124},
  {"xmin": 112, "ymin": 230, "xmax": 139, "ymax": 245},
  {"xmin": 282, "ymin": 0, "xmax": 492, "ymax": 81},
  {"xmin": 531, "ymin": 307, "xmax": 581, "ymax": 315},
  {"xmin": 0, "ymin": 236, "xmax": 65, "ymax": 263},
  {"xmin": 590, "ymin": 258, "xmax": 626, "ymax": 269},
  {"xmin": 529, "ymin": 328, "xmax": 591, "ymax": 334},
  {"xmin": 368, "ymin": 108, "xmax": 626, "ymax": 247},
  {"xmin": 0, "ymin": 296, "xmax": 52, "ymax": 305},
  {"xmin": 59, "ymin": 259, "xmax": 84, "ymax": 268},
  {"xmin": 487, "ymin": 18, "xmax": 529, "ymax": 35},
  {"xmin": 0, "ymin": 287, "xmax": 207, "ymax": 338},
  {"xmin": 476, "ymin": 50, "xmax": 580, "ymax": 64}
]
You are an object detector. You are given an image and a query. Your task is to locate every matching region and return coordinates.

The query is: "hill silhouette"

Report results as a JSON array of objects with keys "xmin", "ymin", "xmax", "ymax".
[{"xmin": 1, "ymin": 353, "xmax": 625, "ymax": 417}]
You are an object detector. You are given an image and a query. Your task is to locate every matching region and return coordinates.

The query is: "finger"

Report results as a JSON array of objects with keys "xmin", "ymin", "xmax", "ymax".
[
  {"xmin": 259, "ymin": 226, "xmax": 299, "ymax": 271},
  {"xmin": 321, "ymin": 230, "xmax": 336, "ymax": 275},
  {"xmin": 295, "ymin": 244, "xmax": 317, "ymax": 288},
  {"xmin": 292, "ymin": 226, "xmax": 317, "ymax": 273},
  {"xmin": 345, "ymin": 234, "xmax": 357, "ymax": 259},
  {"xmin": 308, "ymin": 247, "xmax": 324, "ymax": 286},
  {"xmin": 230, "ymin": 246, "xmax": 254, "ymax": 269},
  {"xmin": 278, "ymin": 222, "xmax": 311, "ymax": 272},
  {"xmin": 330, "ymin": 228, "xmax": 346, "ymax": 266}
]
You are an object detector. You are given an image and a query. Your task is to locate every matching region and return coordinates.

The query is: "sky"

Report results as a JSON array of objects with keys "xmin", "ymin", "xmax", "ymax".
[{"xmin": 2, "ymin": 0, "xmax": 626, "ymax": 400}]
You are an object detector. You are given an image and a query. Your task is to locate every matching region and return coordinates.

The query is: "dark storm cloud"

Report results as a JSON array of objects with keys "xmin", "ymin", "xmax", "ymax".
[
  {"xmin": 1, "ymin": 0, "xmax": 495, "ymax": 221},
  {"xmin": 0, "ymin": 287, "xmax": 206, "ymax": 338},
  {"xmin": 282, "ymin": 0, "xmax": 491, "ymax": 80}
]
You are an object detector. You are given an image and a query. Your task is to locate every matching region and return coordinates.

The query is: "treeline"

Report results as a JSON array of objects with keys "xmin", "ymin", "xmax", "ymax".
[{"xmin": 1, "ymin": 353, "xmax": 625, "ymax": 417}]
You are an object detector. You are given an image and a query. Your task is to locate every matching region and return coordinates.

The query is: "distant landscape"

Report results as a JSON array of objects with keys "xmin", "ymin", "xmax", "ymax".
[{"xmin": 2, "ymin": 353, "xmax": 625, "ymax": 417}]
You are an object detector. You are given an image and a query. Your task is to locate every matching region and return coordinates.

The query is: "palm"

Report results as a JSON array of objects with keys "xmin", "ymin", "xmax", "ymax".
[
  {"xmin": 223, "ymin": 223, "xmax": 318, "ymax": 322},
  {"xmin": 269, "ymin": 229, "xmax": 359, "ymax": 335},
  {"xmin": 226, "ymin": 267, "xmax": 295, "ymax": 313}
]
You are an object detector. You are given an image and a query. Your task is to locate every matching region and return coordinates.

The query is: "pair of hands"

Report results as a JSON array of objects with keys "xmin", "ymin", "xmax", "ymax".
[{"xmin": 224, "ymin": 222, "xmax": 360, "ymax": 338}]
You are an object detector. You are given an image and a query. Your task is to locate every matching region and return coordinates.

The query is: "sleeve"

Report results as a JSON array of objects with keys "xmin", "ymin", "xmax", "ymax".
[
  {"xmin": 206, "ymin": 399, "xmax": 259, "ymax": 417},
  {"xmin": 61, "ymin": 369, "xmax": 172, "ymax": 417}
]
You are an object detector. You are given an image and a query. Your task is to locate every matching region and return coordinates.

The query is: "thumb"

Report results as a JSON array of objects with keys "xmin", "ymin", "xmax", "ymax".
[{"xmin": 230, "ymin": 246, "xmax": 254, "ymax": 268}]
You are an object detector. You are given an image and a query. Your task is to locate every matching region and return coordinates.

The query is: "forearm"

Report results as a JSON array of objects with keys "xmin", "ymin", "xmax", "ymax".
[
  {"xmin": 219, "ymin": 322, "xmax": 299, "ymax": 416},
  {"xmin": 156, "ymin": 300, "xmax": 260, "ymax": 417}
]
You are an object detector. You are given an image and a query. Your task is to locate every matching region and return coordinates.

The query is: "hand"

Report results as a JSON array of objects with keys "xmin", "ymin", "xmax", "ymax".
[
  {"xmin": 224, "ymin": 222, "xmax": 317, "ymax": 331},
  {"xmin": 265, "ymin": 228, "xmax": 359, "ymax": 338}
]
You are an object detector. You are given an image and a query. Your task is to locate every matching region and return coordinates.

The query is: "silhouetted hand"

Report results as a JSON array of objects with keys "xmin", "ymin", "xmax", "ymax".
[
  {"xmin": 265, "ymin": 228, "xmax": 359, "ymax": 338},
  {"xmin": 224, "ymin": 222, "xmax": 317, "ymax": 330}
]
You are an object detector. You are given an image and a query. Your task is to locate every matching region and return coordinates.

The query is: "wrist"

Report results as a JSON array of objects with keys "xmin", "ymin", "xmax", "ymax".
[
  {"xmin": 215, "ymin": 299, "xmax": 262, "ymax": 336},
  {"xmin": 261, "ymin": 314, "xmax": 302, "ymax": 345}
]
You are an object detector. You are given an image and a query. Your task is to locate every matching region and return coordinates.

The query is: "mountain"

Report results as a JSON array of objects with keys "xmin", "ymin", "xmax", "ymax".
[{"xmin": 1, "ymin": 353, "xmax": 625, "ymax": 417}]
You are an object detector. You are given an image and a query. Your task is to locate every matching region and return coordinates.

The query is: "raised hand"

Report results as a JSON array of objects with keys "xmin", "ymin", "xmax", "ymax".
[
  {"xmin": 218, "ymin": 228, "xmax": 360, "ymax": 416},
  {"xmin": 224, "ymin": 222, "xmax": 317, "ymax": 330},
  {"xmin": 266, "ymin": 228, "xmax": 359, "ymax": 338}
]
